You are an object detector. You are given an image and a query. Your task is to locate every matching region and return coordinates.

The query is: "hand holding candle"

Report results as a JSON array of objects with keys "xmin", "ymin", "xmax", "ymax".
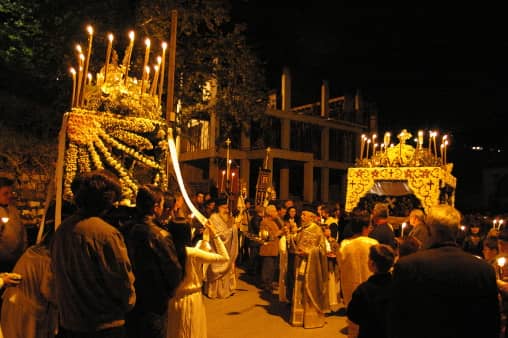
[{"xmin": 400, "ymin": 222, "xmax": 406, "ymax": 238}]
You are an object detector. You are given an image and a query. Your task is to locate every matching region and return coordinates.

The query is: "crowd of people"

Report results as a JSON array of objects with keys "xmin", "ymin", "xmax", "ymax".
[{"xmin": 0, "ymin": 170, "xmax": 507, "ymax": 338}]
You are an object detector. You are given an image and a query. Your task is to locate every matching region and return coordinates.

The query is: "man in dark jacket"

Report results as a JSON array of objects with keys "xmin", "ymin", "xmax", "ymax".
[
  {"xmin": 51, "ymin": 170, "xmax": 136, "ymax": 338},
  {"xmin": 124, "ymin": 185, "xmax": 183, "ymax": 338},
  {"xmin": 388, "ymin": 204, "xmax": 500, "ymax": 338}
]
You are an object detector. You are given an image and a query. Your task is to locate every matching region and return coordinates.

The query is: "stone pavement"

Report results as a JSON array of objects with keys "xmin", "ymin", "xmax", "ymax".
[{"xmin": 205, "ymin": 268, "xmax": 348, "ymax": 338}]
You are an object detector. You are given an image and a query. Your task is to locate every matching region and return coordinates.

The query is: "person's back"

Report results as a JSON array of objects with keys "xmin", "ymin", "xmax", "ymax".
[
  {"xmin": 124, "ymin": 185, "xmax": 182, "ymax": 338},
  {"xmin": 347, "ymin": 244, "xmax": 395, "ymax": 338},
  {"xmin": 389, "ymin": 204, "xmax": 500, "ymax": 338},
  {"xmin": 50, "ymin": 170, "xmax": 136, "ymax": 336},
  {"xmin": 1, "ymin": 242, "xmax": 57, "ymax": 338}
]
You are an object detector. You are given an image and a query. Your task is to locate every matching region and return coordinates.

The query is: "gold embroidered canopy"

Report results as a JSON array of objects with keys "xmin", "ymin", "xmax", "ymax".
[{"xmin": 346, "ymin": 130, "xmax": 456, "ymax": 214}]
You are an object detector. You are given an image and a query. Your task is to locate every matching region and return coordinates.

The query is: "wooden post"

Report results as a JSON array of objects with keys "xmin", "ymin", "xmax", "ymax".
[{"xmin": 166, "ymin": 9, "xmax": 178, "ymax": 125}]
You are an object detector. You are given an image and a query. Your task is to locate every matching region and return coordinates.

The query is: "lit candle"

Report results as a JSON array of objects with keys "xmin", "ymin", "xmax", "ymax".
[
  {"xmin": 493, "ymin": 219, "xmax": 498, "ymax": 229},
  {"xmin": 372, "ymin": 133, "xmax": 377, "ymax": 147},
  {"xmin": 460, "ymin": 225, "xmax": 466, "ymax": 232},
  {"xmin": 124, "ymin": 30, "xmax": 135, "ymax": 85},
  {"xmin": 226, "ymin": 138, "xmax": 231, "ymax": 180},
  {"xmin": 499, "ymin": 220, "xmax": 504, "ymax": 231},
  {"xmin": 220, "ymin": 170, "xmax": 226, "ymax": 192},
  {"xmin": 104, "ymin": 33, "xmax": 114, "ymax": 83},
  {"xmin": 373, "ymin": 143, "xmax": 378, "ymax": 156},
  {"xmin": 498, "ymin": 257, "xmax": 506, "ymax": 280},
  {"xmin": 0, "ymin": 217, "xmax": 8, "ymax": 224},
  {"xmin": 400, "ymin": 222, "xmax": 407, "ymax": 238},
  {"xmin": 76, "ymin": 55, "xmax": 84, "ymax": 107},
  {"xmin": 81, "ymin": 25, "xmax": 94, "ymax": 106},
  {"xmin": 432, "ymin": 131, "xmax": 438, "ymax": 157},
  {"xmin": 360, "ymin": 134, "xmax": 366, "ymax": 160},
  {"xmin": 70, "ymin": 67, "xmax": 76, "ymax": 108},
  {"xmin": 158, "ymin": 41, "xmax": 167, "ymax": 103},
  {"xmin": 231, "ymin": 172, "xmax": 236, "ymax": 193},
  {"xmin": 440, "ymin": 144, "xmax": 444, "ymax": 164},
  {"xmin": 418, "ymin": 130, "xmax": 423, "ymax": 149},
  {"xmin": 150, "ymin": 56, "xmax": 162, "ymax": 95},
  {"xmin": 428, "ymin": 130, "xmax": 433, "ymax": 151},
  {"xmin": 384, "ymin": 132, "xmax": 390, "ymax": 153},
  {"xmin": 366, "ymin": 139, "xmax": 371, "ymax": 159},
  {"xmin": 140, "ymin": 66, "xmax": 150, "ymax": 95},
  {"xmin": 142, "ymin": 38, "xmax": 151, "ymax": 83}
]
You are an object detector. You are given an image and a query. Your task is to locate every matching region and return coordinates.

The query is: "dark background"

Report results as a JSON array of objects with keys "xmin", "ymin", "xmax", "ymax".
[{"xmin": 231, "ymin": 1, "xmax": 505, "ymax": 212}]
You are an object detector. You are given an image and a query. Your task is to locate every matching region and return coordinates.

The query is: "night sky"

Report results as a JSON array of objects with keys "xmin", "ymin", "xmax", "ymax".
[
  {"xmin": 231, "ymin": 2, "xmax": 504, "ymax": 210},
  {"xmin": 232, "ymin": 2, "xmax": 502, "ymax": 146}
]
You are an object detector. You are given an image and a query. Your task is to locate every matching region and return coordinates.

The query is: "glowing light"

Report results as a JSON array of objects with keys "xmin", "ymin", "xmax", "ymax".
[{"xmin": 168, "ymin": 129, "xmax": 207, "ymax": 225}]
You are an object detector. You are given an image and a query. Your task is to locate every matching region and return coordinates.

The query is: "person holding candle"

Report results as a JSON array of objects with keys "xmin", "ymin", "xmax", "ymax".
[
  {"xmin": 496, "ymin": 227, "xmax": 508, "ymax": 337},
  {"xmin": 407, "ymin": 208, "xmax": 429, "ymax": 249},
  {"xmin": 462, "ymin": 217, "xmax": 485, "ymax": 258}
]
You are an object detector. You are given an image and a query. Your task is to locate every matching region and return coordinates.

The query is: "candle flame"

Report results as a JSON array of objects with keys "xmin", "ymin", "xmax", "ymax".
[
  {"xmin": 145, "ymin": 38, "xmax": 151, "ymax": 47},
  {"xmin": 162, "ymin": 41, "xmax": 167, "ymax": 49},
  {"xmin": 79, "ymin": 54, "xmax": 85, "ymax": 61},
  {"xmin": 108, "ymin": 33, "xmax": 114, "ymax": 42},
  {"xmin": 76, "ymin": 44, "xmax": 82, "ymax": 53},
  {"xmin": 86, "ymin": 25, "xmax": 93, "ymax": 35},
  {"xmin": 154, "ymin": 65, "xmax": 159, "ymax": 71},
  {"xmin": 1, "ymin": 217, "xmax": 8, "ymax": 223},
  {"xmin": 498, "ymin": 257, "xmax": 506, "ymax": 268},
  {"xmin": 145, "ymin": 66, "xmax": 150, "ymax": 74},
  {"xmin": 129, "ymin": 31, "xmax": 135, "ymax": 41},
  {"xmin": 70, "ymin": 67, "xmax": 76, "ymax": 75},
  {"xmin": 157, "ymin": 56, "xmax": 162, "ymax": 64}
]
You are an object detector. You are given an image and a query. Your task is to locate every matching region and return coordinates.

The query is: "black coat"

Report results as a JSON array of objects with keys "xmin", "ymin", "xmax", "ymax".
[
  {"xmin": 347, "ymin": 273, "xmax": 392, "ymax": 338},
  {"xmin": 388, "ymin": 242, "xmax": 500, "ymax": 338},
  {"xmin": 124, "ymin": 217, "xmax": 183, "ymax": 314}
]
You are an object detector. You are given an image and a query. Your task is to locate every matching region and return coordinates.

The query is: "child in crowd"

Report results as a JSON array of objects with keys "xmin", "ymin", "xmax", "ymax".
[{"xmin": 347, "ymin": 244, "xmax": 396, "ymax": 338}]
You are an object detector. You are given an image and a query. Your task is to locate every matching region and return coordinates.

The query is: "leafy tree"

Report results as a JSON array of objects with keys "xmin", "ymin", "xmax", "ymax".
[{"xmin": 133, "ymin": 0, "xmax": 268, "ymax": 144}]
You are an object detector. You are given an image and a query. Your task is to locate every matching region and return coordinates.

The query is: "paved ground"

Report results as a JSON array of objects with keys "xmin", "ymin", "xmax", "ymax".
[{"xmin": 205, "ymin": 268, "xmax": 348, "ymax": 338}]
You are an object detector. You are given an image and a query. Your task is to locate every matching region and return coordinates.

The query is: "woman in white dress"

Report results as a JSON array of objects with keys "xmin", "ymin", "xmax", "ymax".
[{"xmin": 167, "ymin": 218, "xmax": 229, "ymax": 338}]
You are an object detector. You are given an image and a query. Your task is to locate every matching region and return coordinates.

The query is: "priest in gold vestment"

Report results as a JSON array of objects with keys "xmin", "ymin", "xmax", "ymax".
[{"xmin": 290, "ymin": 204, "xmax": 330, "ymax": 328}]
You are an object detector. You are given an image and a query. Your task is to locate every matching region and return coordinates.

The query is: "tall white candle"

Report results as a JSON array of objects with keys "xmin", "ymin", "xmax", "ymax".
[
  {"xmin": 124, "ymin": 31, "xmax": 135, "ymax": 85},
  {"xmin": 70, "ymin": 68, "xmax": 76, "ymax": 108},
  {"xmin": 158, "ymin": 42, "xmax": 167, "ymax": 103},
  {"xmin": 81, "ymin": 25, "xmax": 94, "ymax": 106},
  {"xmin": 104, "ymin": 33, "xmax": 114, "ymax": 83}
]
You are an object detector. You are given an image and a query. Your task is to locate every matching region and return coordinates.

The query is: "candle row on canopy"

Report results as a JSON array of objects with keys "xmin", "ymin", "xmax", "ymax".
[
  {"xmin": 493, "ymin": 219, "xmax": 505, "ymax": 231},
  {"xmin": 359, "ymin": 130, "xmax": 450, "ymax": 165},
  {"xmin": 68, "ymin": 24, "xmax": 169, "ymax": 109}
]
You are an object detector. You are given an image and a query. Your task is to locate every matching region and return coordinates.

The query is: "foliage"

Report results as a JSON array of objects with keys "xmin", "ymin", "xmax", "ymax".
[
  {"xmin": 133, "ymin": 0, "xmax": 268, "ymax": 143},
  {"xmin": 0, "ymin": 0, "xmax": 269, "ymax": 161},
  {"xmin": 0, "ymin": 124, "xmax": 57, "ymax": 177}
]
